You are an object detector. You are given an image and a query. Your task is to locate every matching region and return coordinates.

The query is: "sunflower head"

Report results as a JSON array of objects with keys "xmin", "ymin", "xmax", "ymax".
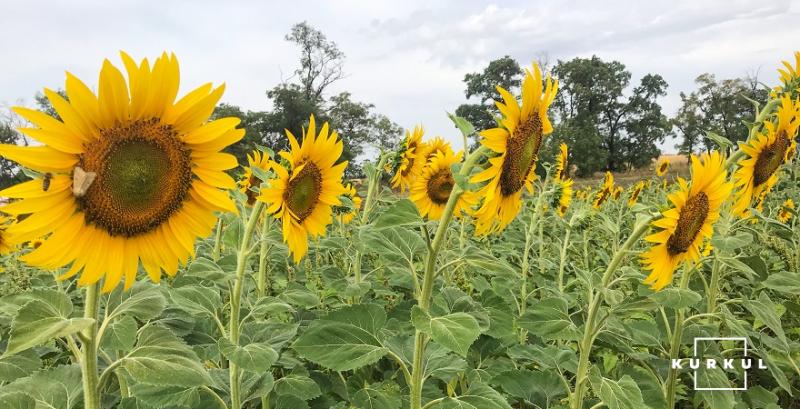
[
  {"xmin": 554, "ymin": 143, "xmax": 569, "ymax": 181},
  {"xmin": 656, "ymin": 158, "xmax": 670, "ymax": 177},
  {"xmin": 778, "ymin": 198, "xmax": 795, "ymax": 223},
  {"xmin": 258, "ymin": 115, "xmax": 347, "ymax": 262},
  {"xmin": 422, "ymin": 136, "xmax": 453, "ymax": 163},
  {"xmin": 470, "ymin": 63, "xmax": 558, "ymax": 235},
  {"xmin": 410, "ymin": 150, "xmax": 475, "ymax": 220},
  {"xmin": 641, "ymin": 151, "xmax": 733, "ymax": 290},
  {"xmin": 593, "ymin": 172, "xmax": 614, "ymax": 209},
  {"xmin": 628, "ymin": 181, "xmax": 646, "ymax": 207},
  {"xmin": 390, "ymin": 126, "xmax": 427, "ymax": 192},
  {"xmin": 0, "ymin": 52, "xmax": 242, "ymax": 292},
  {"xmin": 777, "ymin": 51, "xmax": 800, "ymax": 98},
  {"xmin": 337, "ymin": 183, "xmax": 362, "ymax": 224},
  {"xmin": 552, "ymin": 178, "xmax": 573, "ymax": 218},
  {"xmin": 733, "ymin": 95, "xmax": 800, "ymax": 217},
  {"xmin": 239, "ymin": 150, "xmax": 272, "ymax": 206}
]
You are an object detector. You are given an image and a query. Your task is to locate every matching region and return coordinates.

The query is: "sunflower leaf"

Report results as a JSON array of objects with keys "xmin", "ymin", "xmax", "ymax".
[
  {"xmin": 292, "ymin": 322, "xmax": 387, "ymax": 371},
  {"xmin": 218, "ymin": 338, "xmax": 278, "ymax": 373}
]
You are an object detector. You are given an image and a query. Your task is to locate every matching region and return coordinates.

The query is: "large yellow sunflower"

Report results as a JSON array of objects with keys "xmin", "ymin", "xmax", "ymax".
[
  {"xmin": 554, "ymin": 143, "xmax": 568, "ymax": 181},
  {"xmin": 258, "ymin": 115, "xmax": 347, "ymax": 262},
  {"xmin": 470, "ymin": 63, "xmax": 558, "ymax": 234},
  {"xmin": 593, "ymin": 172, "xmax": 614, "ymax": 209},
  {"xmin": 390, "ymin": 126, "xmax": 427, "ymax": 192},
  {"xmin": 239, "ymin": 150, "xmax": 272, "ymax": 206},
  {"xmin": 410, "ymin": 150, "xmax": 475, "ymax": 220},
  {"xmin": 641, "ymin": 151, "xmax": 732, "ymax": 290},
  {"xmin": 655, "ymin": 158, "xmax": 670, "ymax": 177},
  {"xmin": 732, "ymin": 96, "xmax": 800, "ymax": 217},
  {"xmin": 0, "ymin": 52, "xmax": 240, "ymax": 292}
]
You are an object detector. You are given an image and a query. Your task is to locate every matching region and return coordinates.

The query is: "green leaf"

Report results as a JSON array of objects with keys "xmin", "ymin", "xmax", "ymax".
[
  {"xmin": 650, "ymin": 288, "xmax": 702, "ymax": 309},
  {"xmin": 119, "ymin": 325, "xmax": 213, "ymax": 386},
  {"xmin": 292, "ymin": 322, "xmax": 388, "ymax": 371},
  {"xmin": 4, "ymin": 290, "xmax": 94, "ymax": 356},
  {"xmin": 127, "ymin": 384, "xmax": 201, "ymax": 408},
  {"xmin": 588, "ymin": 368, "xmax": 650, "ymax": 409},
  {"xmin": 323, "ymin": 303, "xmax": 387, "ymax": 335},
  {"xmin": 0, "ymin": 364, "xmax": 82, "ymax": 409},
  {"xmin": 274, "ymin": 394, "xmax": 311, "ymax": 409},
  {"xmin": 100, "ymin": 315, "xmax": 137, "ymax": 351},
  {"xmin": 412, "ymin": 307, "xmax": 480, "ymax": 357},
  {"xmin": 279, "ymin": 287, "xmax": 320, "ymax": 309},
  {"xmin": 705, "ymin": 131, "xmax": 733, "ymax": 150},
  {"xmin": 719, "ymin": 256, "xmax": 757, "ymax": 278},
  {"xmin": 218, "ymin": 338, "xmax": 278, "ymax": 373},
  {"xmin": 274, "ymin": 374, "xmax": 321, "ymax": 400},
  {"xmin": 695, "ymin": 367, "xmax": 736, "ymax": 409},
  {"xmin": 352, "ymin": 382, "xmax": 401, "ymax": 409},
  {"xmin": 447, "ymin": 112, "xmax": 476, "ymax": 138},
  {"xmin": 492, "ymin": 369, "xmax": 568, "ymax": 407},
  {"xmin": 0, "ymin": 352, "xmax": 41, "ymax": 382},
  {"xmin": 372, "ymin": 199, "xmax": 422, "ymax": 229},
  {"xmin": 108, "ymin": 286, "xmax": 167, "ymax": 321},
  {"xmin": 171, "ymin": 285, "xmax": 220, "ymax": 317},
  {"xmin": 361, "ymin": 227, "xmax": 425, "ymax": 266},
  {"xmin": 517, "ymin": 298, "xmax": 580, "ymax": 341},
  {"xmin": 428, "ymin": 383, "xmax": 512, "ymax": 409},
  {"xmin": 762, "ymin": 271, "xmax": 800, "ymax": 293},
  {"xmin": 711, "ymin": 231, "xmax": 752, "ymax": 252},
  {"xmin": 743, "ymin": 293, "xmax": 787, "ymax": 349}
]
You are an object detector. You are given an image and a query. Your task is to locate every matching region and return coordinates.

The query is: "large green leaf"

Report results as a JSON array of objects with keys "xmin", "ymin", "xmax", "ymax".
[
  {"xmin": 351, "ymin": 382, "xmax": 401, "ymax": 409},
  {"xmin": 0, "ymin": 364, "xmax": 82, "ymax": 409},
  {"xmin": 361, "ymin": 227, "xmax": 425, "ymax": 267},
  {"xmin": 107, "ymin": 286, "xmax": 167, "ymax": 321},
  {"xmin": 322, "ymin": 303, "xmax": 387, "ymax": 335},
  {"xmin": 0, "ymin": 352, "xmax": 41, "ymax": 382},
  {"xmin": 492, "ymin": 369, "xmax": 568, "ymax": 407},
  {"xmin": 274, "ymin": 373, "xmax": 321, "ymax": 400},
  {"xmin": 762, "ymin": 271, "xmax": 800, "ymax": 293},
  {"xmin": 412, "ymin": 307, "xmax": 480, "ymax": 357},
  {"xmin": 743, "ymin": 293, "xmax": 787, "ymax": 349},
  {"xmin": 100, "ymin": 315, "xmax": 138, "ymax": 351},
  {"xmin": 428, "ymin": 383, "xmax": 512, "ymax": 409},
  {"xmin": 649, "ymin": 288, "xmax": 702, "ymax": 309},
  {"xmin": 588, "ymin": 368, "xmax": 650, "ymax": 409},
  {"xmin": 118, "ymin": 325, "xmax": 213, "ymax": 386},
  {"xmin": 517, "ymin": 298, "xmax": 580, "ymax": 341},
  {"xmin": 292, "ymin": 322, "xmax": 387, "ymax": 371},
  {"xmin": 372, "ymin": 199, "xmax": 422, "ymax": 229},
  {"xmin": 218, "ymin": 338, "xmax": 278, "ymax": 373},
  {"xmin": 4, "ymin": 290, "xmax": 94, "ymax": 356},
  {"xmin": 171, "ymin": 285, "xmax": 221, "ymax": 317}
]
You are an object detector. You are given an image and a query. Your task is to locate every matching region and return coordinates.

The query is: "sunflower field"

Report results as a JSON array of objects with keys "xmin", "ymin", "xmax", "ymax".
[{"xmin": 0, "ymin": 51, "xmax": 798, "ymax": 409}]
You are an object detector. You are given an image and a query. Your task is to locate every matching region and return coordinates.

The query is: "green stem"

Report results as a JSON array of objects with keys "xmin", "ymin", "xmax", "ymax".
[
  {"xmin": 572, "ymin": 215, "xmax": 654, "ymax": 409},
  {"xmin": 256, "ymin": 215, "xmax": 272, "ymax": 298},
  {"xmin": 665, "ymin": 268, "xmax": 693, "ymax": 408},
  {"xmin": 409, "ymin": 146, "xmax": 486, "ymax": 409},
  {"xmin": 80, "ymin": 283, "xmax": 101, "ymax": 409},
  {"xmin": 519, "ymin": 190, "xmax": 547, "ymax": 343},
  {"xmin": 228, "ymin": 201, "xmax": 265, "ymax": 409},
  {"xmin": 361, "ymin": 153, "xmax": 389, "ymax": 224},
  {"xmin": 558, "ymin": 225, "xmax": 572, "ymax": 293},
  {"xmin": 212, "ymin": 218, "xmax": 224, "ymax": 262},
  {"xmin": 706, "ymin": 257, "xmax": 721, "ymax": 313}
]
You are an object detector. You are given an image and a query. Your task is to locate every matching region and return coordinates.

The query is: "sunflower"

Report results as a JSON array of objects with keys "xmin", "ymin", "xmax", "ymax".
[
  {"xmin": 390, "ymin": 126, "xmax": 427, "ymax": 192},
  {"xmin": 258, "ymin": 115, "xmax": 347, "ymax": 263},
  {"xmin": 732, "ymin": 96, "xmax": 800, "ymax": 217},
  {"xmin": 641, "ymin": 151, "xmax": 733, "ymax": 290},
  {"xmin": 339, "ymin": 183, "xmax": 362, "ymax": 225},
  {"xmin": 628, "ymin": 181, "xmax": 646, "ymax": 207},
  {"xmin": 410, "ymin": 150, "xmax": 475, "ymax": 220},
  {"xmin": 552, "ymin": 179, "xmax": 573, "ymax": 218},
  {"xmin": 778, "ymin": 198, "xmax": 795, "ymax": 223},
  {"xmin": 612, "ymin": 186, "xmax": 623, "ymax": 200},
  {"xmin": 0, "ymin": 216, "xmax": 13, "ymax": 255},
  {"xmin": 777, "ymin": 51, "xmax": 800, "ymax": 97},
  {"xmin": 593, "ymin": 172, "xmax": 614, "ymax": 209},
  {"xmin": 655, "ymin": 158, "xmax": 670, "ymax": 177},
  {"xmin": 554, "ymin": 143, "xmax": 569, "ymax": 181},
  {"xmin": 422, "ymin": 136, "xmax": 453, "ymax": 163},
  {"xmin": 470, "ymin": 63, "xmax": 558, "ymax": 234},
  {"xmin": 0, "ymin": 52, "xmax": 240, "ymax": 292},
  {"xmin": 239, "ymin": 150, "xmax": 272, "ymax": 206}
]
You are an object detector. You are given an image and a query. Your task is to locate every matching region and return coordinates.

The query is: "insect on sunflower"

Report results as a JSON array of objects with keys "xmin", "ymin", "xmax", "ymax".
[
  {"xmin": 258, "ymin": 115, "xmax": 347, "ymax": 263},
  {"xmin": 410, "ymin": 150, "xmax": 475, "ymax": 220},
  {"xmin": 641, "ymin": 151, "xmax": 733, "ymax": 290},
  {"xmin": 778, "ymin": 198, "xmax": 795, "ymax": 223},
  {"xmin": 471, "ymin": 63, "xmax": 558, "ymax": 235},
  {"xmin": 389, "ymin": 126, "xmax": 427, "ymax": 192},
  {"xmin": 239, "ymin": 150, "xmax": 272, "ymax": 206},
  {"xmin": 0, "ymin": 52, "xmax": 242, "ymax": 292},
  {"xmin": 732, "ymin": 95, "xmax": 800, "ymax": 217},
  {"xmin": 655, "ymin": 158, "xmax": 670, "ymax": 177}
]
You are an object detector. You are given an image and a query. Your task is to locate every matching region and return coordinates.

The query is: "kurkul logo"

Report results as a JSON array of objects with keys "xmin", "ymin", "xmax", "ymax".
[{"xmin": 670, "ymin": 337, "xmax": 768, "ymax": 391}]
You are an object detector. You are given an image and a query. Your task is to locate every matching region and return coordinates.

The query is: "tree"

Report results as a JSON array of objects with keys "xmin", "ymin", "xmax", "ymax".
[
  {"xmin": 0, "ymin": 121, "xmax": 26, "ymax": 189},
  {"xmin": 285, "ymin": 21, "xmax": 345, "ymax": 104},
  {"xmin": 550, "ymin": 56, "xmax": 669, "ymax": 176},
  {"xmin": 455, "ymin": 56, "xmax": 522, "ymax": 134},
  {"xmin": 327, "ymin": 92, "xmax": 403, "ymax": 169}
]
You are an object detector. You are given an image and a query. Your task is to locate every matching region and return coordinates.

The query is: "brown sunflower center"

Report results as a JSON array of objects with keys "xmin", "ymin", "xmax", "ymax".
[
  {"xmin": 753, "ymin": 134, "xmax": 791, "ymax": 186},
  {"xmin": 667, "ymin": 192, "xmax": 709, "ymax": 256},
  {"xmin": 499, "ymin": 115, "xmax": 542, "ymax": 196},
  {"xmin": 659, "ymin": 163, "xmax": 668, "ymax": 173},
  {"xmin": 427, "ymin": 169, "xmax": 455, "ymax": 205},
  {"xmin": 245, "ymin": 173, "xmax": 262, "ymax": 206},
  {"xmin": 78, "ymin": 118, "xmax": 192, "ymax": 237},
  {"xmin": 284, "ymin": 161, "xmax": 322, "ymax": 222}
]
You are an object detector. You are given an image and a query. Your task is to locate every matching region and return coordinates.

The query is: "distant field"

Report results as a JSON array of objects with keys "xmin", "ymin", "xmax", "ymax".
[{"xmin": 573, "ymin": 153, "xmax": 690, "ymax": 188}]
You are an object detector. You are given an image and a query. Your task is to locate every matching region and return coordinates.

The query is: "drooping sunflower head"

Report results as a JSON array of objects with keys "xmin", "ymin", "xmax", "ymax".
[
  {"xmin": 641, "ymin": 151, "xmax": 733, "ymax": 290},
  {"xmin": 239, "ymin": 150, "xmax": 272, "ymax": 206},
  {"xmin": 258, "ymin": 115, "xmax": 347, "ymax": 263},
  {"xmin": 777, "ymin": 51, "xmax": 800, "ymax": 98},
  {"xmin": 390, "ymin": 126, "xmax": 427, "ymax": 192},
  {"xmin": 551, "ymin": 178, "xmax": 573, "ymax": 218},
  {"xmin": 612, "ymin": 186, "xmax": 623, "ymax": 200},
  {"xmin": 593, "ymin": 172, "xmax": 614, "ymax": 209},
  {"xmin": 656, "ymin": 158, "xmax": 670, "ymax": 177},
  {"xmin": 778, "ymin": 198, "xmax": 795, "ymax": 223},
  {"xmin": 337, "ymin": 183, "xmax": 362, "ymax": 225},
  {"xmin": 628, "ymin": 181, "xmax": 646, "ymax": 207},
  {"xmin": 554, "ymin": 143, "xmax": 569, "ymax": 181},
  {"xmin": 410, "ymin": 150, "xmax": 475, "ymax": 220},
  {"xmin": 732, "ymin": 95, "xmax": 800, "ymax": 217},
  {"xmin": 470, "ymin": 63, "xmax": 558, "ymax": 235},
  {"xmin": 0, "ymin": 52, "xmax": 242, "ymax": 292}
]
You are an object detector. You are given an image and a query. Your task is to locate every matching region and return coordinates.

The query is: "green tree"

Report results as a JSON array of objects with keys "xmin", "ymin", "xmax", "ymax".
[
  {"xmin": 455, "ymin": 56, "xmax": 521, "ymax": 134},
  {"xmin": 286, "ymin": 21, "xmax": 345, "ymax": 104}
]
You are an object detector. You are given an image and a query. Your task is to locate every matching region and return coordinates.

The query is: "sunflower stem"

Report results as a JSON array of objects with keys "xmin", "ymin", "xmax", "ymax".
[
  {"xmin": 410, "ymin": 146, "xmax": 486, "ymax": 409},
  {"xmin": 558, "ymin": 224, "xmax": 572, "ymax": 293},
  {"xmin": 228, "ymin": 201, "xmax": 265, "ymax": 409},
  {"xmin": 80, "ymin": 282, "xmax": 101, "ymax": 409},
  {"xmin": 519, "ymin": 187, "xmax": 547, "ymax": 343},
  {"xmin": 572, "ymin": 214, "xmax": 654, "ymax": 409},
  {"xmin": 212, "ymin": 218, "xmax": 224, "ymax": 262},
  {"xmin": 256, "ymin": 214, "xmax": 272, "ymax": 298},
  {"xmin": 665, "ymin": 267, "xmax": 693, "ymax": 408}
]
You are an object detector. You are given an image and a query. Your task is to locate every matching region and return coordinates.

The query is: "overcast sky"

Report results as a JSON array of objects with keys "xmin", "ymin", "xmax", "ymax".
[{"xmin": 2, "ymin": 0, "xmax": 799, "ymax": 154}]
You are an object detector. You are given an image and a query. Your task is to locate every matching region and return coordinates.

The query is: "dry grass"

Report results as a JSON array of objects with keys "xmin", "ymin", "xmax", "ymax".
[{"xmin": 573, "ymin": 153, "xmax": 690, "ymax": 188}]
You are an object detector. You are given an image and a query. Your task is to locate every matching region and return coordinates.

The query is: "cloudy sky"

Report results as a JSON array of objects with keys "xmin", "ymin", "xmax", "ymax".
[{"xmin": 1, "ymin": 0, "xmax": 799, "ymax": 153}]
